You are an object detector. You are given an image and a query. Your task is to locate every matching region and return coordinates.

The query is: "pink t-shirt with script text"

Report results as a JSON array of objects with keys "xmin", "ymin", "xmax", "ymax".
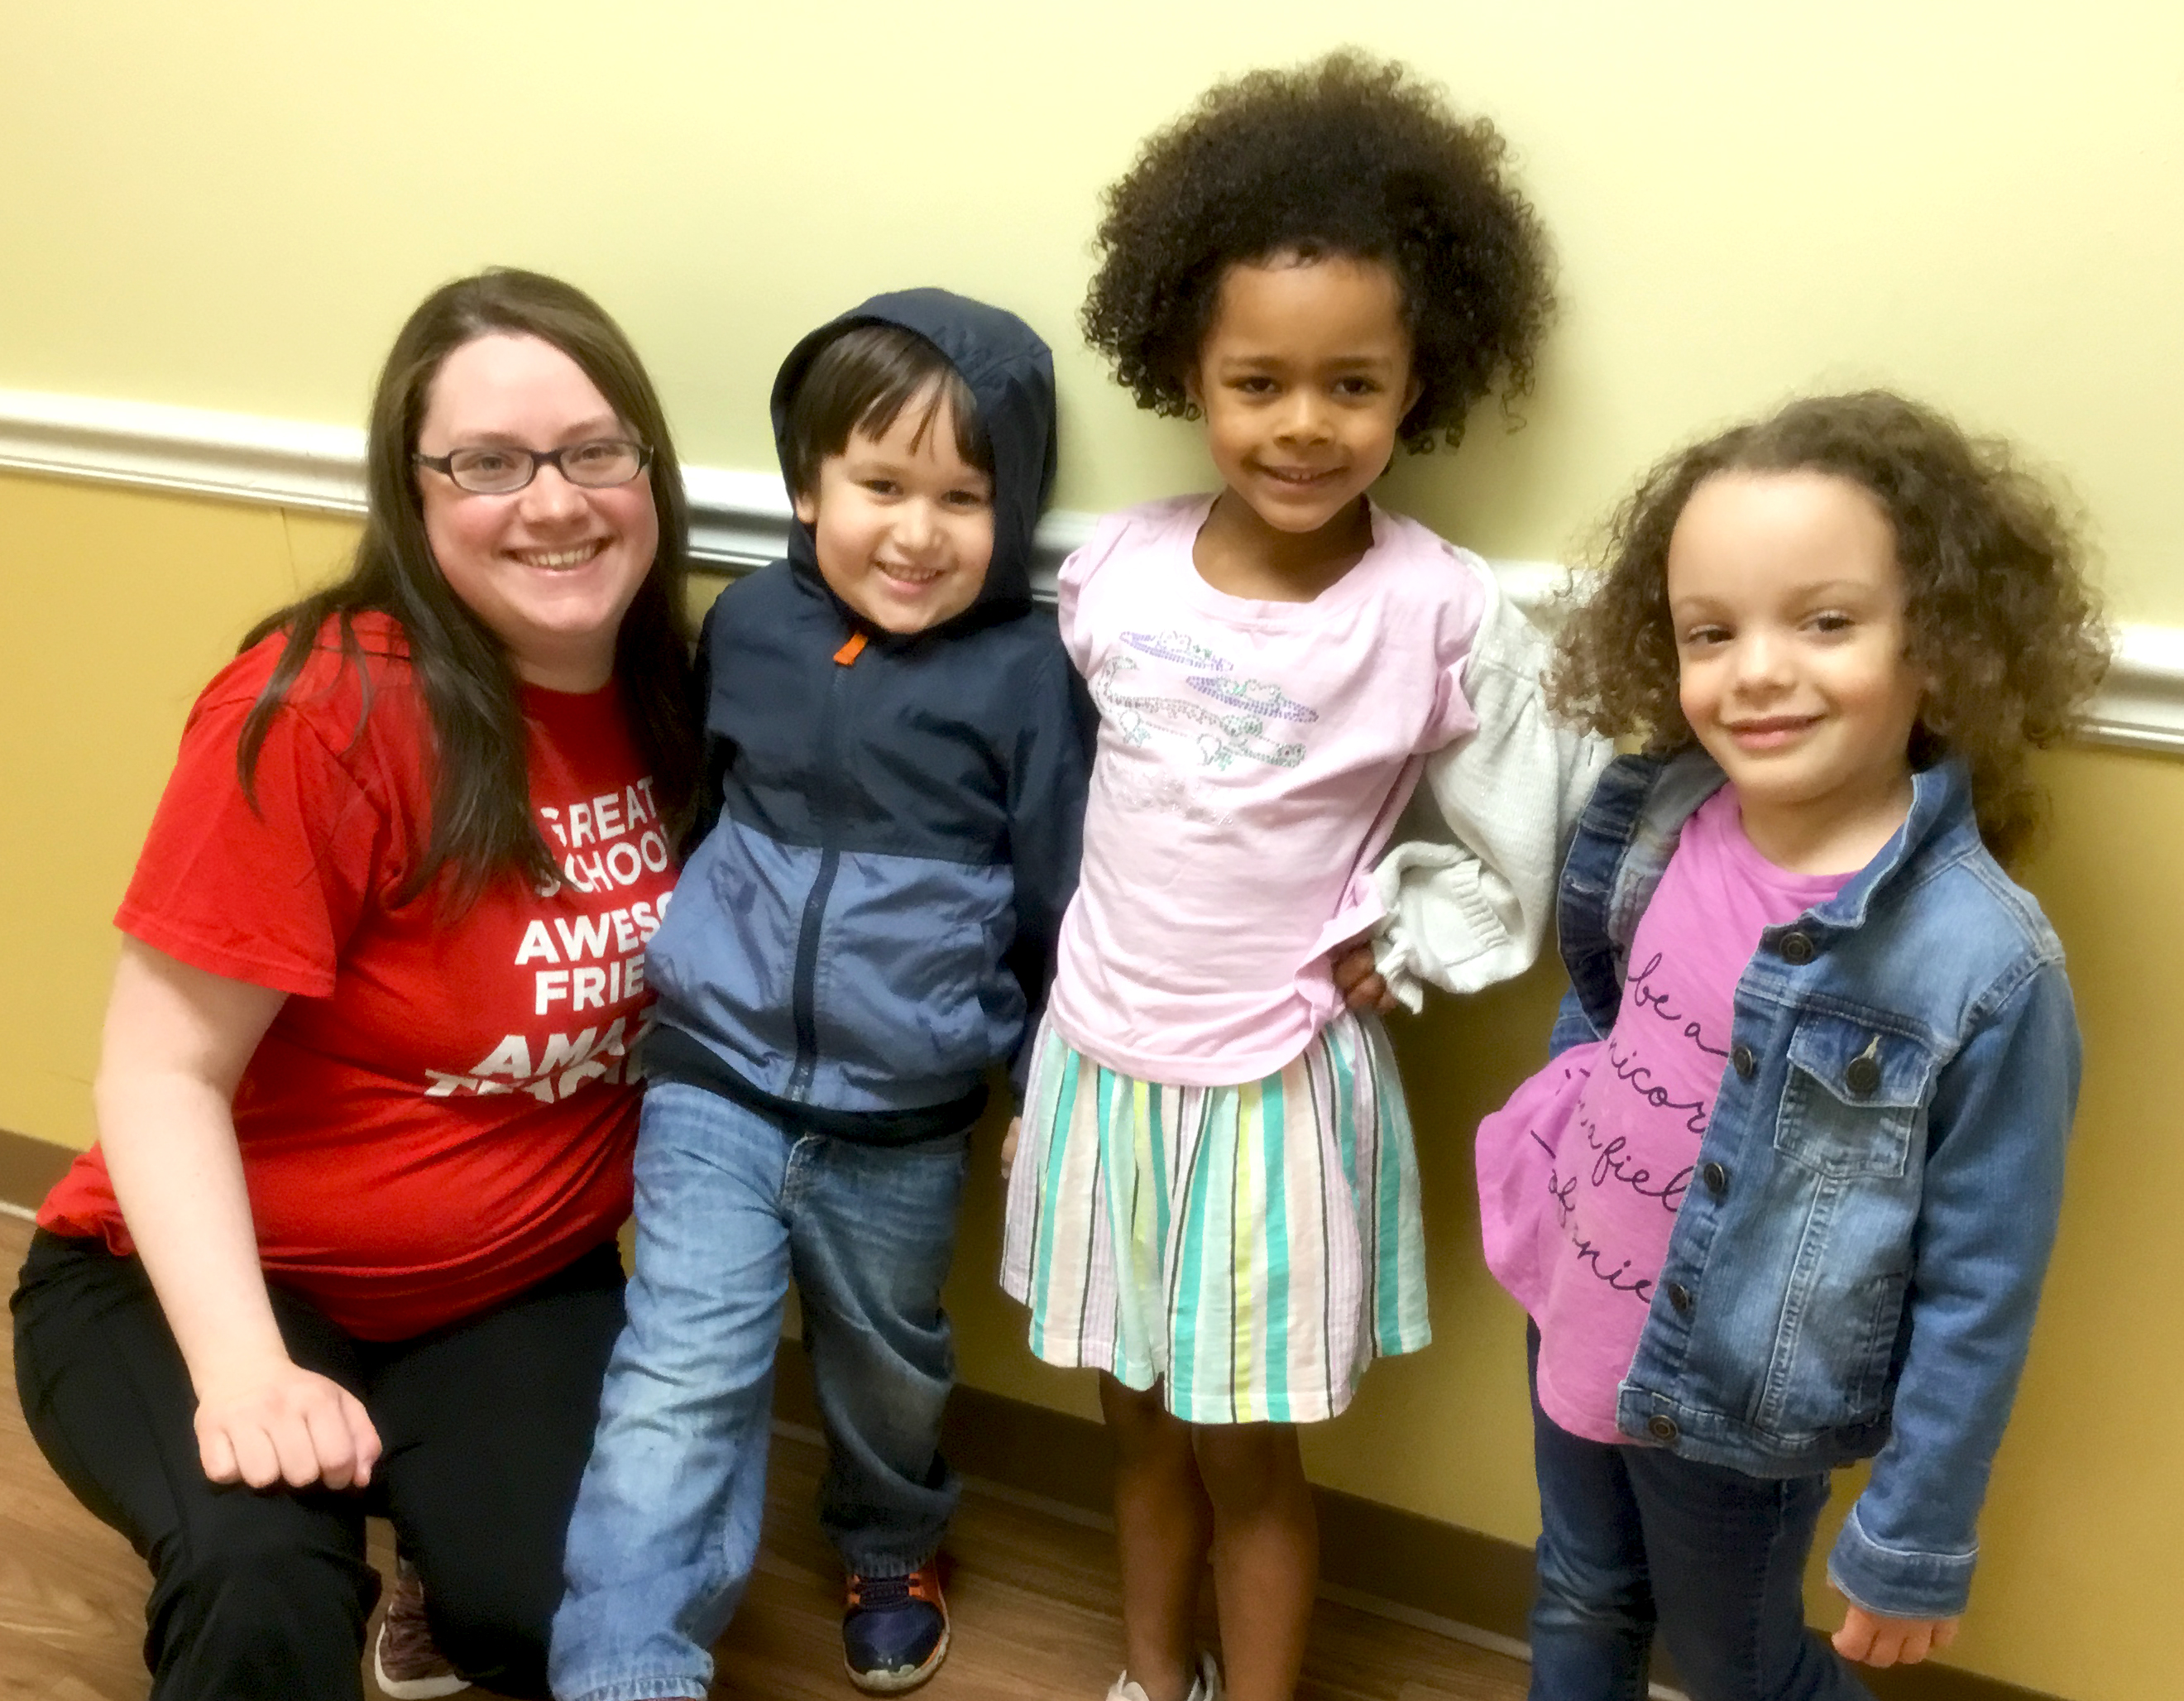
[{"xmin": 1476, "ymin": 788, "xmax": 1849, "ymax": 1442}]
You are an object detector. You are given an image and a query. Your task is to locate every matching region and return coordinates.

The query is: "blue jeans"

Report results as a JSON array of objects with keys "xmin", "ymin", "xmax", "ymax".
[
  {"xmin": 549, "ymin": 1082, "xmax": 968, "ymax": 1701},
  {"xmin": 1526, "ymin": 1330, "xmax": 1872, "ymax": 1701}
]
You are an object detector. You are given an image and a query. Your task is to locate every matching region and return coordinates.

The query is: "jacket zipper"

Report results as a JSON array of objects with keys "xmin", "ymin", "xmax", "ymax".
[{"xmin": 787, "ymin": 635, "xmax": 863, "ymax": 1100}]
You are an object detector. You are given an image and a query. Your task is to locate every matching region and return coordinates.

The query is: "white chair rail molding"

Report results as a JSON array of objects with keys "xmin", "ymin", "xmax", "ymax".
[{"xmin": 5, "ymin": 385, "xmax": 2178, "ymax": 756}]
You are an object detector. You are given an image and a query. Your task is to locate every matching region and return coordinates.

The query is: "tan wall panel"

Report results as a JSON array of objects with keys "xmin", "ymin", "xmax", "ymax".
[
  {"xmin": 0, "ymin": 473, "xmax": 309, "ymax": 1146},
  {"xmin": 8, "ymin": 470, "xmax": 2179, "ymax": 1694}
]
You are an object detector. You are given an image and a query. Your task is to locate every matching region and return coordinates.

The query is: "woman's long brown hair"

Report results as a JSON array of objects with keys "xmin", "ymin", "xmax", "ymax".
[{"xmin": 236, "ymin": 268, "xmax": 699, "ymax": 904}]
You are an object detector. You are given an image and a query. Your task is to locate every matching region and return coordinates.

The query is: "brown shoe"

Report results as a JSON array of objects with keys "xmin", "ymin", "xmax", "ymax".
[{"xmin": 373, "ymin": 1557, "xmax": 472, "ymax": 1699}]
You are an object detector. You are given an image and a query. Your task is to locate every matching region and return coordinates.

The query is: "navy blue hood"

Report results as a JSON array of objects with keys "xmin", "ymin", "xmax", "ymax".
[{"xmin": 769, "ymin": 287, "xmax": 1058, "ymax": 622}]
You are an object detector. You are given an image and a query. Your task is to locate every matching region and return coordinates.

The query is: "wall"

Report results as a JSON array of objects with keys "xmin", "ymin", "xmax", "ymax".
[
  {"xmin": 5, "ymin": 3, "xmax": 2182, "ymax": 619},
  {"xmin": 4, "ymin": 6, "xmax": 2181, "ymax": 1698}
]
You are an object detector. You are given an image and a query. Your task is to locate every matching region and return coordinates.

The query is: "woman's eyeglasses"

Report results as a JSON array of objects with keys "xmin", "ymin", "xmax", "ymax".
[{"xmin": 414, "ymin": 438, "xmax": 653, "ymax": 495}]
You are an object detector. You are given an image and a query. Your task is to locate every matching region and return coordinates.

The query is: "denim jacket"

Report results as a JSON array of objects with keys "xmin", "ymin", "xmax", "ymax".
[{"xmin": 1551, "ymin": 750, "xmax": 2079, "ymax": 1620}]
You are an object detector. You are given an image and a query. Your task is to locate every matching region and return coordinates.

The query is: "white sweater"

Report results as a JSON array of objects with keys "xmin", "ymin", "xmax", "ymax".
[{"xmin": 1369, "ymin": 560, "xmax": 1611, "ymax": 1009}]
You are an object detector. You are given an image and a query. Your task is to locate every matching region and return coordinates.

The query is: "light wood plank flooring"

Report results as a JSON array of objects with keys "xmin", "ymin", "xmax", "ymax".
[{"xmin": 0, "ymin": 1212, "xmax": 1527, "ymax": 1700}]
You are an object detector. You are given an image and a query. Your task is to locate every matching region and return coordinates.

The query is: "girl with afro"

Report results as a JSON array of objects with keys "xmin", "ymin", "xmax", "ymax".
[{"xmin": 1000, "ymin": 52, "xmax": 1607, "ymax": 1701}]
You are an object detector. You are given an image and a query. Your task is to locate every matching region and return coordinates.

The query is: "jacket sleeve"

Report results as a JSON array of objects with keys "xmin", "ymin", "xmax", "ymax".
[
  {"xmin": 683, "ymin": 594, "xmax": 735, "ymax": 858},
  {"xmin": 1827, "ymin": 957, "xmax": 2080, "ymax": 1620},
  {"xmin": 1369, "ymin": 565, "xmax": 1611, "ymax": 1009},
  {"xmin": 1002, "ymin": 638, "xmax": 1095, "ymax": 1104}
]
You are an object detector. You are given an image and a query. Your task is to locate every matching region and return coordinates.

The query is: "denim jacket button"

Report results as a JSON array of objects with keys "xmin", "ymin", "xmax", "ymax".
[
  {"xmin": 1731, "ymin": 1044, "xmax": 1756, "ymax": 1080},
  {"xmin": 1702, "ymin": 1161, "xmax": 1729, "ymax": 1195},
  {"xmin": 1846, "ymin": 1054, "xmax": 1882, "ymax": 1096},
  {"xmin": 1779, "ymin": 931, "xmax": 1815, "ymax": 965},
  {"xmin": 1646, "ymin": 1415, "xmax": 1679, "ymax": 1443},
  {"xmin": 1667, "ymin": 1282, "xmax": 1693, "ymax": 1314}
]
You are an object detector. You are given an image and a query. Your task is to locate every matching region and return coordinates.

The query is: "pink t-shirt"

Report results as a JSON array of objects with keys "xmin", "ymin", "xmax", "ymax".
[
  {"xmin": 1045, "ymin": 496, "xmax": 1488, "ymax": 1085},
  {"xmin": 1476, "ymin": 788, "xmax": 1848, "ymax": 1442}
]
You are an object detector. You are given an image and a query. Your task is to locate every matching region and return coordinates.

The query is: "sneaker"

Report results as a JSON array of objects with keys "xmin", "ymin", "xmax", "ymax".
[
  {"xmin": 842, "ymin": 1560, "xmax": 951, "ymax": 1694},
  {"xmin": 1105, "ymin": 1650, "xmax": 1224, "ymax": 1701},
  {"xmin": 373, "ymin": 1557, "xmax": 472, "ymax": 1699}
]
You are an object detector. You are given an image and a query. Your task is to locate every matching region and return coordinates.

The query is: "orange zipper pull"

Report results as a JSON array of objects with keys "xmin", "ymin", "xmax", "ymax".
[{"xmin": 832, "ymin": 630, "xmax": 868, "ymax": 667}]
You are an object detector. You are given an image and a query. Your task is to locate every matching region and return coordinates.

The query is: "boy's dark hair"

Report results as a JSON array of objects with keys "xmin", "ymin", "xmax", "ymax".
[
  {"xmin": 237, "ymin": 267, "xmax": 699, "ymax": 905},
  {"xmin": 783, "ymin": 323, "xmax": 994, "ymax": 500},
  {"xmin": 1549, "ymin": 391, "xmax": 2110, "ymax": 866},
  {"xmin": 1080, "ymin": 49, "xmax": 1554, "ymax": 453}
]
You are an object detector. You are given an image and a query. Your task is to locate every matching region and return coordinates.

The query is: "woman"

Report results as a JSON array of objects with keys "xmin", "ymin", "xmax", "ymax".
[{"xmin": 11, "ymin": 269, "xmax": 701, "ymax": 1700}]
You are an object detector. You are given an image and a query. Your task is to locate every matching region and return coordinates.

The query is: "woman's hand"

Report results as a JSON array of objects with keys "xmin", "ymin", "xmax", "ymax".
[
  {"xmin": 1000, "ymin": 1116, "xmax": 1023, "ymax": 1181},
  {"xmin": 1832, "ymin": 1600, "xmax": 1960, "ymax": 1666},
  {"xmin": 96, "ymin": 939, "xmax": 382, "ymax": 1490},
  {"xmin": 193, "ymin": 1356, "xmax": 381, "ymax": 1489},
  {"xmin": 1331, "ymin": 942, "xmax": 1396, "ymax": 1014}
]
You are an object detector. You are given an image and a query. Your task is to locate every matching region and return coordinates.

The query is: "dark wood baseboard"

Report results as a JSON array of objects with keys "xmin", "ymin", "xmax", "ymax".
[
  {"xmin": 0, "ymin": 1127, "xmax": 74, "ymax": 1213},
  {"xmin": 0, "ymin": 1125, "xmax": 2054, "ymax": 1701},
  {"xmin": 772, "ymin": 1342, "xmax": 2060, "ymax": 1701}
]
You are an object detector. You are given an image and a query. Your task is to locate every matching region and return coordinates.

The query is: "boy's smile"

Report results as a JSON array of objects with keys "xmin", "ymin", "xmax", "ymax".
[
  {"xmin": 795, "ymin": 391, "xmax": 995, "ymax": 635},
  {"xmin": 1668, "ymin": 470, "xmax": 1926, "ymax": 873}
]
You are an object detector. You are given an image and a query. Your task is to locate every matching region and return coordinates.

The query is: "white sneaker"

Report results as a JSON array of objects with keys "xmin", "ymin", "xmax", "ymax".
[{"xmin": 1104, "ymin": 1650, "xmax": 1224, "ymax": 1701}]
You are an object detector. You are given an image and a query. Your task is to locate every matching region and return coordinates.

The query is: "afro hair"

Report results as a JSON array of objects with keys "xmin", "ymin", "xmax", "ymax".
[{"xmin": 1081, "ymin": 50, "xmax": 1554, "ymax": 453}]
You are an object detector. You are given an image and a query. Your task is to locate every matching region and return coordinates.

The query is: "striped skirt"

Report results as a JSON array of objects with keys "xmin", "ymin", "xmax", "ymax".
[{"xmin": 999, "ymin": 1010, "xmax": 1430, "ymax": 1425}]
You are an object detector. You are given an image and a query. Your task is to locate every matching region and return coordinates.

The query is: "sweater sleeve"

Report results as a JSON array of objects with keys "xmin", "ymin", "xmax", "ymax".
[{"xmin": 1368, "ymin": 561, "xmax": 1610, "ymax": 1009}]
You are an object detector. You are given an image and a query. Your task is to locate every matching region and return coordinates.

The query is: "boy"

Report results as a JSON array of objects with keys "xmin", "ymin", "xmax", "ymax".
[{"xmin": 549, "ymin": 291, "xmax": 1090, "ymax": 1700}]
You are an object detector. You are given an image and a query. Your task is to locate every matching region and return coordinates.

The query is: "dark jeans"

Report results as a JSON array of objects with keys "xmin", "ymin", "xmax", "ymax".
[
  {"xmin": 1526, "ymin": 1327, "xmax": 1872, "ymax": 1701},
  {"xmin": 12, "ymin": 1229, "xmax": 625, "ymax": 1701}
]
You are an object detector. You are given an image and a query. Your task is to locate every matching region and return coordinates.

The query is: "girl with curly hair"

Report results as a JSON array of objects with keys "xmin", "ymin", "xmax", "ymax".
[
  {"xmin": 1478, "ymin": 391, "xmax": 2106, "ymax": 1699},
  {"xmin": 999, "ymin": 52, "xmax": 1606, "ymax": 1701}
]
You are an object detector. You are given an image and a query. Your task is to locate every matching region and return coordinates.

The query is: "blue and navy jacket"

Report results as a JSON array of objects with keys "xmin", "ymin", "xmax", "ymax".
[
  {"xmin": 1554, "ymin": 749, "xmax": 2080, "ymax": 1618},
  {"xmin": 645, "ymin": 290, "xmax": 1092, "ymax": 1142}
]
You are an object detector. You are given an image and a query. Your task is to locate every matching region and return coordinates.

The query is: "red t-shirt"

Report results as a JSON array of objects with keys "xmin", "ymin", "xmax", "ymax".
[{"xmin": 41, "ymin": 612, "xmax": 678, "ymax": 1339}]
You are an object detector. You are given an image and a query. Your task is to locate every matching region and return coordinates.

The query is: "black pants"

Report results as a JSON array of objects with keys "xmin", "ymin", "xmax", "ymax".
[{"xmin": 12, "ymin": 1229, "xmax": 625, "ymax": 1701}]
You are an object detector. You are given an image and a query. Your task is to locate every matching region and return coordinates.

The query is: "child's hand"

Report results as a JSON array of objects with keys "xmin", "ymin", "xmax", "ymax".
[
  {"xmin": 1332, "ymin": 942, "xmax": 1396, "ymax": 1014},
  {"xmin": 1832, "ymin": 1599, "xmax": 1960, "ymax": 1667},
  {"xmin": 1000, "ymin": 1117, "xmax": 1022, "ymax": 1181}
]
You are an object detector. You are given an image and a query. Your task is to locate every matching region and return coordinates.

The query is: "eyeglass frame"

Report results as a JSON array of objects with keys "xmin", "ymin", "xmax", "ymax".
[{"xmin": 412, "ymin": 438, "xmax": 655, "ymax": 495}]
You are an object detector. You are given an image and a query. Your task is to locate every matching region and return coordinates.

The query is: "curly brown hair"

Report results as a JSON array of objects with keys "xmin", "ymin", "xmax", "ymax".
[
  {"xmin": 1549, "ymin": 391, "xmax": 2107, "ymax": 866},
  {"xmin": 1081, "ymin": 50, "xmax": 1554, "ymax": 453}
]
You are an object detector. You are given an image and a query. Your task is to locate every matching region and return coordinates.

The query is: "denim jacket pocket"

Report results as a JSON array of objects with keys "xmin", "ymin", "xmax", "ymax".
[{"xmin": 1774, "ymin": 1013, "xmax": 1936, "ymax": 1181}]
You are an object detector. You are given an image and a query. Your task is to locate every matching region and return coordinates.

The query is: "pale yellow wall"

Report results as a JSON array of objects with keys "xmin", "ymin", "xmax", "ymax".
[
  {"xmin": 2, "ymin": 3, "xmax": 2182, "ymax": 616},
  {"xmin": 7, "ymin": 7, "xmax": 2183, "ymax": 1699}
]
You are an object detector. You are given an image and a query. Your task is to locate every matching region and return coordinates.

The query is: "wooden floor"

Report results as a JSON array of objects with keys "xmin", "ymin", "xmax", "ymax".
[{"xmin": 0, "ymin": 1211, "xmax": 1528, "ymax": 1700}]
